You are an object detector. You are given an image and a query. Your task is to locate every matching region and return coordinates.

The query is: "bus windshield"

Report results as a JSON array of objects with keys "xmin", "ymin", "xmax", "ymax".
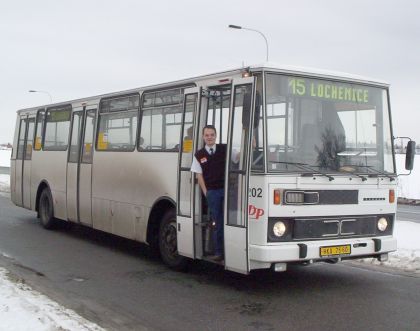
[{"xmin": 265, "ymin": 73, "xmax": 394, "ymax": 175}]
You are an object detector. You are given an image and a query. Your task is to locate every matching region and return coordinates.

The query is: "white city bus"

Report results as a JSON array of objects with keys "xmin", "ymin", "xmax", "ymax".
[{"xmin": 10, "ymin": 64, "xmax": 414, "ymax": 274}]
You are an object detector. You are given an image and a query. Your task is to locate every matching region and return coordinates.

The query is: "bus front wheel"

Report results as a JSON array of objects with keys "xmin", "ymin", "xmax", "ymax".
[
  {"xmin": 158, "ymin": 209, "xmax": 188, "ymax": 271},
  {"xmin": 39, "ymin": 188, "xmax": 57, "ymax": 229}
]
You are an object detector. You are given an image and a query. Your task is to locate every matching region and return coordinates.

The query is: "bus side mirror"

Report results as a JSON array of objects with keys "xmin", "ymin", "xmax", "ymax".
[{"xmin": 405, "ymin": 140, "xmax": 416, "ymax": 170}]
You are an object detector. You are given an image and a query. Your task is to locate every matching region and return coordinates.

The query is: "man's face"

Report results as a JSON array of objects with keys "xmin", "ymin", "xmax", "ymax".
[{"xmin": 203, "ymin": 128, "xmax": 217, "ymax": 146}]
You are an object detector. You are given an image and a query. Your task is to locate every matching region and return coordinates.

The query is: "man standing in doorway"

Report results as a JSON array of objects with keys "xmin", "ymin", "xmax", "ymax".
[{"xmin": 190, "ymin": 125, "xmax": 226, "ymax": 261}]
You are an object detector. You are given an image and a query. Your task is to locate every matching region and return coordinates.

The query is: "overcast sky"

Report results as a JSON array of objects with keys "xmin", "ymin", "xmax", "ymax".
[{"xmin": 1, "ymin": 0, "xmax": 419, "ymax": 145}]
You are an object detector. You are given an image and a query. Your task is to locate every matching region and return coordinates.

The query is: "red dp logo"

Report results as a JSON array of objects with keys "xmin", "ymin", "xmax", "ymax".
[{"xmin": 248, "ymin": 205, "xmax": 264, "ymax": 220}]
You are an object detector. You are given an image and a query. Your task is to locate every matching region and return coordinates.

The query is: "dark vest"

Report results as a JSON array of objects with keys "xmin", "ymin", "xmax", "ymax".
[{"xmin": 195, "ymin": 144, "xmax": 227, "ymax": 190}]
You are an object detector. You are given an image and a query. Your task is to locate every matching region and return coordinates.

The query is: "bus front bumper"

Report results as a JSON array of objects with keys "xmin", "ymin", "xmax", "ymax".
[{"xmin": 249, "ymin": 236, "xmax": 397, "ymax": 266}]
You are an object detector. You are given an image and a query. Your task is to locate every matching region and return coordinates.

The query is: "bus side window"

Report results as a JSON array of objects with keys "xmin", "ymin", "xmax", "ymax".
[
  {"xmin": 97, "ymin": 94, "xmax": 139, "ymax": 152},
  {"xmin": 34, "ymin": 109, "xmax": 45, "ymax": 151},
  {"xmin": 140, "ymin": 87, "xmax": 187, "ymax": 152},
  {"xmin": 44, "ymin": 107, "xmax": 72, "ymax": 151}
]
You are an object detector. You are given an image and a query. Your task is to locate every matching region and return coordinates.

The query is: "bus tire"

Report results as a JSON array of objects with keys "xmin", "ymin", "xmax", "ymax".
[
  {"xmin": 158, "ymin": 209, "xmax": 188, "ymax": 271},
  {"xmin": 39, "ymin": 188, "xmax": 57, "ymax": 230}
]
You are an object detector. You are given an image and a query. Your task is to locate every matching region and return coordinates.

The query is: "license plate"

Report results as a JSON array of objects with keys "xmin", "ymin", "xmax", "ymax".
[{"xmin": 320, "ymin": 245, "xmax": 351, "ymax": 257}]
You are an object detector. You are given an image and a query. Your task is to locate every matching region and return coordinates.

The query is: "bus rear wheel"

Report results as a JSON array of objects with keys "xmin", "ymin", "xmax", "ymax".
[
  {"xmin": 158, "ymin": 209, "xmax": 188, "ymax": 271},
  {"xmin": 39, "ymin": 188, "xmax": 57, "ymax": 229}
]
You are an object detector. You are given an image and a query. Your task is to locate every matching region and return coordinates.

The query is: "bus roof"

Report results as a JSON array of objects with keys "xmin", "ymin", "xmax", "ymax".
[
  {"xmin": 250, "ymin": 62, "xmax": 389, "ymax": 86},
  {"xmin": 17, "ymin": 62, "xmax": 389, "ymax": 113}
]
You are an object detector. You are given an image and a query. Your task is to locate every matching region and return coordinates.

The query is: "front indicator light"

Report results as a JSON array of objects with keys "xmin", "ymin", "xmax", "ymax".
[
  {"xmin": 377, "ymin": 217, "xmax": 388, "ymax": 232},
  {"xmin": 273, "ymin": 221, "xmax": 286, "ymax": 237},
  {"xmin": 389, "ymin": 189, "xmax": 395, "ymax": 203},
  {"xmin": 274, "ymin": 189, "xmax": 281, "ymax": 205}
]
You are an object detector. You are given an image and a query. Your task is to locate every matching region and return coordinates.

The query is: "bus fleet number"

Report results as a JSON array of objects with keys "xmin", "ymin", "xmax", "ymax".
[{"xmin": 249, "ymin": 187, "xmax": 262, "ymax": 198}]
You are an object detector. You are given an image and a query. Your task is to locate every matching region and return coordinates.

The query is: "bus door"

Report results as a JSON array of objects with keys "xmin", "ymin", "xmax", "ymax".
[
  {"xmin": 22, "ymin": 117, "xmax": 35, "ymax": 209},
  {"xmin": 15, "ymin": 116, "xmax": 35, "ymax": 208},
  {"xmin": 176, "ymin": 87, "xmax": 201, "ymax": 258},
  {"xmin": 66, "ymin": 107, "xmax": 96, "ymax": 225},
  {"xmin": 224, "ymin": 77, "xmax": 255, "ymax": 274}
]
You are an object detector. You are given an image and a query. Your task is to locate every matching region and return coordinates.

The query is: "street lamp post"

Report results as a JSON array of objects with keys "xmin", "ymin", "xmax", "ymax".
[
  {"xmin": 29, "ymin": 90, "xmax": 53, "ymax": 103},
  {"xmin": 228, "ymin": 24, "xmax": 269, "ymax": 62}
]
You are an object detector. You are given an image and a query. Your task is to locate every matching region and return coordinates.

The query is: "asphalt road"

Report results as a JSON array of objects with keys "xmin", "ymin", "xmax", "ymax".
[
  {"xmin": 0, "ymin": 166, "xmax": 9, "ymax": 175},
  {"xmin": 0, "ymin": 194, "xmax": 419, "ymax": 331},
  {"xmin": 397, "ymin": 204, "xmax": 420, "ymax": 223}
]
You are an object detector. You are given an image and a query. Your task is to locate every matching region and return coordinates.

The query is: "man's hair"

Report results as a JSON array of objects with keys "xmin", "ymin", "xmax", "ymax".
[{"xmin": 202, "ymin": 124, "xmax": 217, "ymax": 135}]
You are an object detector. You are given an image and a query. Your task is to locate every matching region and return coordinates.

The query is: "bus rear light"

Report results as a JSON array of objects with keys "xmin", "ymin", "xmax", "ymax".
[
  {"xmin": 389, "ymin": 189, "xmax": 395, "ymax": 203},
  {"xmin": 274, "ymin": 189, "xmax": 281, "ymax": 205}
]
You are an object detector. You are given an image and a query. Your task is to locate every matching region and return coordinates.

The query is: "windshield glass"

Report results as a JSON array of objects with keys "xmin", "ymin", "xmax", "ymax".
[{"xmin": 265, "ymin": 73, "xmax": 394, "ymax": 174}]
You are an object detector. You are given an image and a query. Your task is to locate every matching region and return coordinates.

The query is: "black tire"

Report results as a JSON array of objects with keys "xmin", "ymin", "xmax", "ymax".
[
  {"xmin": 39, "ymin": 188, "xmax": 57, "ymax": 230},
  {"xmin": 158, "ymin": 209, "xmax": 189, "ymax": 271}
]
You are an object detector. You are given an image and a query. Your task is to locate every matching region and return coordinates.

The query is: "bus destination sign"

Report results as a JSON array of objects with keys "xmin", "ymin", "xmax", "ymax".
[{"xmin": 288, "ymin": 78, "xmax": 369, "ymax": 103}]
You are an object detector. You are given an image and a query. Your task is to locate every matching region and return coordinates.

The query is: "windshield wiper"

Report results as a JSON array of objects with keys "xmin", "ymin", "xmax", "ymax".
[
  {"xmin": 364, "ymin": 166, "xmax": 396, "ymax": 181},
  {"xmin": 342, "ymin": 164, "xmax": 395, "ymax": 181},
  {"xmin": 270, "ymin": 161, "xmax": 335, "ymax": 181}
]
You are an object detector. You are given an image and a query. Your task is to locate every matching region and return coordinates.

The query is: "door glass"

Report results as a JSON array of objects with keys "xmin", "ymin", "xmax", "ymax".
[
  {"xmin": 17, "ymin": 119, "xmax": 26, "ymax": 160},
  {"xmin": 227, "ymin": 84, "xmax": 252, "ymax": 227},
  {"xmin": 24, "ymin": 119, "xmax": 35, "ymax": 160},
  {"xmin": 178, "ymin": 93, "xmax": 197, "ymax": 216},
  {"xmin": 206, "ymin": 89, "xmax": 230, "ymax": 144},
  {"xmin": 82, "ymin": 110, "xmax": 96, "ymax": 163},
  {"xmin": 68, "ymin": 112, "xmax": 83, "ymax": 163}
]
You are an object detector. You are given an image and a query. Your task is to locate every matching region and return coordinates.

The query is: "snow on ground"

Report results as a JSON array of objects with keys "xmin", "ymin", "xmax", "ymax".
[
  {"xmin": 0, "ymin": 149, "xmax": 11, "ymax": 167},
  {"xmin": 359, "ymin": 221, "xmax": 420, "ymax": 274},
  {"xmin": 0, "ymin": 267, "xmax": 104, "ymax": 331}
]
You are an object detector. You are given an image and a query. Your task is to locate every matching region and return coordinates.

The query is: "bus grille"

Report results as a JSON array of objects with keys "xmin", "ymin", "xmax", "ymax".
[{"xmin": 293, "ymin": 216, "xmax": 378, "ymax": 240}]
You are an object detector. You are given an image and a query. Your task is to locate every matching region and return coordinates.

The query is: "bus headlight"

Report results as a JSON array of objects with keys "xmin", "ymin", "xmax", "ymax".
[
  {"xmin": 377, "ymin": 217, "xmax": 388, "ymax": 232},
  {"xmin": 273, "ymin": 221, "xmax": 287, "ymax": 237}
]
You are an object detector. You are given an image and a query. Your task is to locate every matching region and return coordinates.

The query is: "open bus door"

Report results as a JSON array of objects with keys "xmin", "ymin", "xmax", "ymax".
[
  {"xmin": 176, "ymin": 87, "xmax": 201, "ymax": 258},
  {"xmin": 224, "ymin": 77, "xmax": 255, "ymax": 274}
]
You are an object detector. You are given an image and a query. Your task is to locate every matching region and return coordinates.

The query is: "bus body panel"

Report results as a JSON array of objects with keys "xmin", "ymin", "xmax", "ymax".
[
  {"xmin": 32, "ymin": 151, "xmax": 68, "ymax": 220},
  {"xmin": 91, "ymin": 151, "xmax": 177, "ymax": 242},
  {"xmin": 66, "ymin": 162, "xmax": 78, "ymax": 222},
  {"xmin": 22, "ymin": 159, "xmax": 32, "ymax": 209},
  {"xmin": 79, "ymin": 163, "xmax": 93, "ymax": 225},
  {"xmin": 14, "ymin": 159, "xmax": 23, "ymax": 206}
]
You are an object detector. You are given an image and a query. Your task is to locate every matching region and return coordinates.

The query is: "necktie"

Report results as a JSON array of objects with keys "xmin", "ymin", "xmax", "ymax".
[{"xmin": 209, "ymin": 148, "xmax": 214, "ymax": 155}]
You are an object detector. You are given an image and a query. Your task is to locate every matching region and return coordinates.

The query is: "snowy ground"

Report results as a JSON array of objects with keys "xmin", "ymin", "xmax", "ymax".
[
  {"xmin": 0, "ymin": 267, "xmax": 104, "ymax": 331},
  {"xmin": 0, "ymin": 149, "xmax": 418, "ymax": 329},
  {"xmin": 0, "ymin": 149, "xmax": 11, "ymax": 168}
]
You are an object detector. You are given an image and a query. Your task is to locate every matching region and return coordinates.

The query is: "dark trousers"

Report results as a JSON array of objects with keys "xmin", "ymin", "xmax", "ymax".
[{"xmin": 206, "ymin": 188, "xmax": 224, "ymax": 256}]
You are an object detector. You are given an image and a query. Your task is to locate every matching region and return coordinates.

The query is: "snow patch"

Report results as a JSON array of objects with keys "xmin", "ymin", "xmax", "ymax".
[
  {"xmin": 358, "ymin": 220, "xmax": 420, "ymax": 274},
  {"xmin": 0, "ymin": 267, "xmax": 105, "ymax": 331},
  {"xmin": 0, "ymin": 149, "xmax": 11, "ymax": 168}
]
